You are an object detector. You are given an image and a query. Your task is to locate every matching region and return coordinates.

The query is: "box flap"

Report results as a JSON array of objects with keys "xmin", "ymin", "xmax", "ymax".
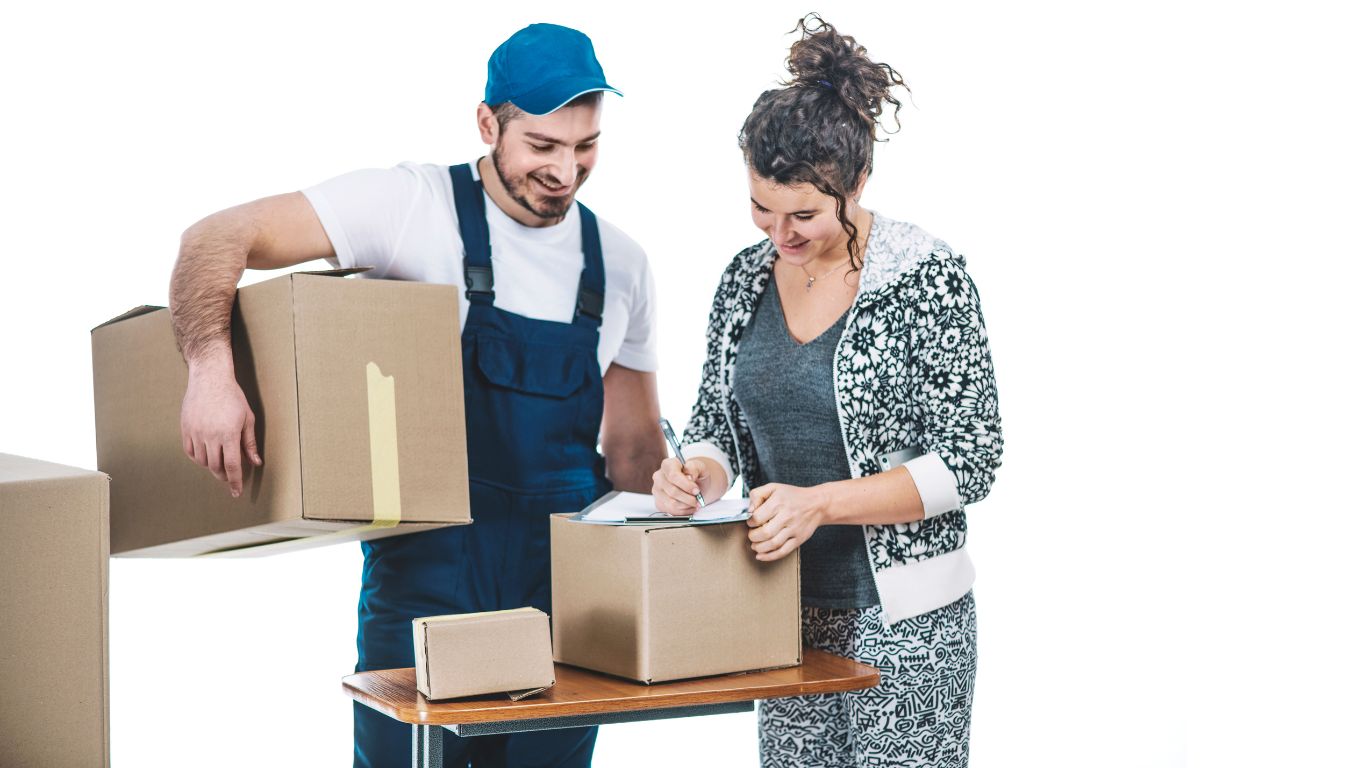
[
  {"xmin": 88, "ymin": 266, "xmax": 370, "ymax": 334},
  {"xmin": 507, "ymin": 682, "xmax": 553, "ymax": 701},
  {"xmin": 91, "ymin": 305, "xmax": 163, "ymax": 332},
  {"xmin": 418, "ymin": 608, "xmax": 546, "ymax": 627},
  {"xmin": 0, "ymin": 453, "xmax": 108, "ymax": 485},
  {"xmin": 295, "ymin": 267, "xmax": 373, "ymax": 278}
]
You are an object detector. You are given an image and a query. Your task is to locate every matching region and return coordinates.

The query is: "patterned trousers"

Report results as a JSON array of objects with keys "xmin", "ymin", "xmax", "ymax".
[{"xmin": 759, "ymin": 592, "xmax": 977, "ymax": 768}]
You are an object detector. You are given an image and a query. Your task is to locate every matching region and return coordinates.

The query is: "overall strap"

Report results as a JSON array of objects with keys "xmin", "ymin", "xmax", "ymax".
[
  {"xmin": 449, "ymin": 163, "xmax": 494, "ymax": 305},
  {"xmin": 574, "ymin": 202, "xmax": 606, "ymax": 329}
]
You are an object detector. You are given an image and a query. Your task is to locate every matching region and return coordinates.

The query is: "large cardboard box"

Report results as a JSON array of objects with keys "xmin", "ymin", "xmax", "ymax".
[
  {"xmin": 0, "ymin": 454, "xmax": 110, "ymax": 767},
  {"xmin": 550, "ymin": 514, "xmax": 802, "ymax": 683},
  {"xmin": 91, "ymin": 269, "xmax": 471, "ymax": 557},
  {"xmin": 414, "ymin": 608, "xmax": 556, "ymax": 700}
]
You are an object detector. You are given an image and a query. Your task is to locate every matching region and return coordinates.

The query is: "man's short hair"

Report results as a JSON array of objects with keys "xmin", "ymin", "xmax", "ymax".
[{"xmin": 490, "ymin": 91, "xmax": 604, "ymax": 133}]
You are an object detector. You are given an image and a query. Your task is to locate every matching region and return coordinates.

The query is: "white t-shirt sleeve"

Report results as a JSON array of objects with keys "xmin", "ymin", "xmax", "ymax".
[
  {"xmin": 612, "ymin": 249, "xmax": 658, "ymax": 372},
  {"xmin": 301, "ymin": 166, "xmax": 426, "ymax": 278}
]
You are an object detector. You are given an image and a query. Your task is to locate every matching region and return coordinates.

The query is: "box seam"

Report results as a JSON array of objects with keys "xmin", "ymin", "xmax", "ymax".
[
  {"xmin": 289, "ymin": 275, "xmax": 307, "ymax": 521},
  {"xmin": 98, "ymin": 474, "xmax": 111, "ymax": 766},
  {"xmin": 640, "ymin": 528, "xmax": 650, "ymax": 683}
]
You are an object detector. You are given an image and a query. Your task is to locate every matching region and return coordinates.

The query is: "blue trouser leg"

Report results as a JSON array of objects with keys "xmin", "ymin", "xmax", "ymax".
[{"xmin": 353, "ymin": 485, "xmax": 601, "ymax": 768}]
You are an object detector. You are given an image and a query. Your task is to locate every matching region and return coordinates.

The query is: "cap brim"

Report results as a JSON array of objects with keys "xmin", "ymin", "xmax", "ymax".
[{"xmin": 511, "ymin": 78, "xmax": 623, "ymax": 116}]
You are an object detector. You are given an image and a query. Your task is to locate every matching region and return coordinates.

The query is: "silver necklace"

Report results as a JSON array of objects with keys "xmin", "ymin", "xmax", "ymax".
[{"xmin": 800, "ymin": 260, "xmax": 846, "ymax": 291}]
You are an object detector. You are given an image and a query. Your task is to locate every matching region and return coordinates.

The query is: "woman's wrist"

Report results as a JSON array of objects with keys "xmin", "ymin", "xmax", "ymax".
[
  {"xmin": 811, "ymin": 481, "xmax": 840, "ymax": 526},
  {"xmin": 695, "ymin": 457, "xmax": 729, "ymax": 502}
]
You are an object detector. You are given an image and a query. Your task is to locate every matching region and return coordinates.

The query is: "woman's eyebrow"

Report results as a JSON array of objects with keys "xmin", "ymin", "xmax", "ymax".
[{"xmin": 750, "ymin": 197, "xmax": 819, "ymax": 215}]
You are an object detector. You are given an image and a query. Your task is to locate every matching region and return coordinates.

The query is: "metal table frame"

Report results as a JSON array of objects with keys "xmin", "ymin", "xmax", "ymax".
[{"xmin": 410, "ymin": 701, "xmax": 753, "ymax": 767}]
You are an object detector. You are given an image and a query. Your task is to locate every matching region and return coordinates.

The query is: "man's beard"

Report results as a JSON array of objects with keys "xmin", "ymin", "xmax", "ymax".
[{"xmin": 490, "ymin": 144, "xmax": 582, "ymax": 220}]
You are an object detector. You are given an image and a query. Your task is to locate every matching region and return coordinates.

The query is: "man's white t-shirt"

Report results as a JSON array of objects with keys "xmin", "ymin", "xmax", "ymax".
[{"xmin": 302, "ymin": 160, "xmax": 657, "ymax": 374}]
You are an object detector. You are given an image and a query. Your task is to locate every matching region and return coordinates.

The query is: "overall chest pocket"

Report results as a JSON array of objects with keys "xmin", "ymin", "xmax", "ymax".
[{"xmin": 473, "ymin": 333, "xmax": 591, "ymax": 399}]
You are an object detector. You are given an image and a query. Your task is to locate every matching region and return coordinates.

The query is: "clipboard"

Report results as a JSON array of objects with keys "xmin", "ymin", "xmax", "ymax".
[{"xmin": 571, "ymin": 492, "xmax": 749, "ymax": 526}]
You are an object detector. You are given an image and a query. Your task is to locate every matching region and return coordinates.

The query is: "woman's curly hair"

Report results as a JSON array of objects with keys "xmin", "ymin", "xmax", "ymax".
[{"xmin": 739, "ymin": 14, "xmax": 909, "ymax": 269}]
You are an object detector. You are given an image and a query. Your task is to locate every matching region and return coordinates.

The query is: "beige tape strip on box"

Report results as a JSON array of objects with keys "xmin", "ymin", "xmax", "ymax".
[
  {"xmin": 201, "ymin": 362, "xmax": 402, "ymax": 556},
  {"xmin": 362, "ymin": 361, "xmax": 403, "ymax": 528},
  {"xmin": 312, "ymin": 361, "xmax": 404, "ymax": 536}
]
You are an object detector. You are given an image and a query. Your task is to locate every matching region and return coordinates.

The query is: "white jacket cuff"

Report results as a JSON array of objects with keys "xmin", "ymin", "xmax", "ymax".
[
  {"xmin": 681, "ymin": 441, "xmax": 736, "ymax": 492},
  {"xmin": 903, "ymin": 453, "xmax": 962, "ymax": 519}
]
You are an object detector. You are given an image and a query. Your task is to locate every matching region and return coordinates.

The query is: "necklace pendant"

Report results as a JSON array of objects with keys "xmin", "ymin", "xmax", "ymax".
[{"xmin": 805, "ymin": 276, "xmax": 815, "ymax": 291}]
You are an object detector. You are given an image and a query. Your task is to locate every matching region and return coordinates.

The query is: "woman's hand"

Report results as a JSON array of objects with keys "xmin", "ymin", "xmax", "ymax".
[
  {"xmin": 746, "ymin": 483, "xmax": 831, "ymax": 562},
  {"xmin": 652, "ymin": 456, "xmax": 726, "ymax": 515}
]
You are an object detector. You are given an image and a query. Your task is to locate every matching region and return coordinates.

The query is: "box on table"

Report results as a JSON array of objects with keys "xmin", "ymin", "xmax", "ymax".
[
  {"xmin": 414, "ymin": 608, "xmax": 556, "ymax": 700},
  {"xmin": 0, "ymin": 454, "xmax": 110, "ymax": 767},
  {"xmin": 550, "ymin": 513, "xmax": 802, "ymax": 684},
  {"xmin": 91, "ymin": 269, "xmax": 471, "ymax": 557}
]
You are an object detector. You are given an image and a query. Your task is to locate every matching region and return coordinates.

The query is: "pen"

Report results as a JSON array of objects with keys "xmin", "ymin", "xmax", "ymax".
[{"xmin": 659, "ymin": 418, "xmax": 707, "ymax": 509}]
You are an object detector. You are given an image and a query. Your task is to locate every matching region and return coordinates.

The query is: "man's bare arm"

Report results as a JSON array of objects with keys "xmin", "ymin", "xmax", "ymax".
[
  {"xmin": 600, "ymin": 364, "xmax": 666, "ymax": 493},
  {"xmin": 170, "ymin": 191, "xmax": 333, "ymax": 362},
  {"xmin": 169, "ymin": 191, "xmax": 334, "ymax": 496}
]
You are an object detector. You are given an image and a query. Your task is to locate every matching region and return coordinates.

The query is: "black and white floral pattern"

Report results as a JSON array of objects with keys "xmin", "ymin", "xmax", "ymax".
[
  {"xmin": 758, "ymin": 593, "xmax": 977, "ymax": 767},
  {"xmin": 682, "ymin": 214, "xmax": 1004, "ymax": 583}
]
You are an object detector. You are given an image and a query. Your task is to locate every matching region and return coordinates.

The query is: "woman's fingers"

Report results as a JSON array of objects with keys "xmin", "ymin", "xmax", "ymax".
[
  {"xmin": 756, "ymin": 537, "xmax": 801, "ymax": 562},
  {"xmin": 748, "ymin": 484, "xmax": 777, "ymax": 526},
  {"xmin": 652, "ymin": 463, "xmax": 700, "ymax": 514},
  {"xmin": 656, "ymin": 468, "xmax": 698, "ymax": 506},
  {"xmin": 750, "ymin": 523, "xmax": 792, "ymax": 553},
  {"xmin": 656, "ymin": 493, "xmax": 696, "ymax": 516},
  {"xmin": 682, "ymin": 459, "xmax": 709, "ymax": 482},
  {"xmin": 749, "ymin": 513, "xmax": 789, "ymax": 545},
  {"xmin": 665, "ymin": 461, "xmax": 702, "ymax": 496}
]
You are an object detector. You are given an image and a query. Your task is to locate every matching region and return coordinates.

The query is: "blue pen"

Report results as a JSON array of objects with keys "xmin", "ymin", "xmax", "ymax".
[{"xmin": 659, "ymin": 418, "xmax": 707, "ymax": 509}]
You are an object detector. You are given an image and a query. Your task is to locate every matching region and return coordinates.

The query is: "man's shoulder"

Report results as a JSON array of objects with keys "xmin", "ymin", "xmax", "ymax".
[
  {"xmin": 591, "ymin": 211, "xmax": 650, "ymax": 273},
  {"xmin": 392, "ymin": 161, "xmax": 453, "ymax": 197}
]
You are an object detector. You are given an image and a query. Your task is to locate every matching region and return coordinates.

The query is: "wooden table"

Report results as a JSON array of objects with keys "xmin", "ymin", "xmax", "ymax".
[{"xmin": 342, "ymin": 648, "xmax": 879, "ymax": 767}]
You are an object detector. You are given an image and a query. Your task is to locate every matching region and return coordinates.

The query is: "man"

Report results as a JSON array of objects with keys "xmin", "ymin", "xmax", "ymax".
[{"xmin": 169, "ymin": 23, "xmax": 665, "ymax": 767}]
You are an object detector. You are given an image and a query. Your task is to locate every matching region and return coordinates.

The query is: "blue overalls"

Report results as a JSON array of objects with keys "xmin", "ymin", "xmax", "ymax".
[{"xmin": 353, "ymin": 163, "xmax": 614, "ymax": 768}]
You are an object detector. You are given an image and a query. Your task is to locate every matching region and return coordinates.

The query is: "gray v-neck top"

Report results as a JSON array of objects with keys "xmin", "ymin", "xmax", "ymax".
[{"xmin": 732, "ymin": 279, "xmax": 879, "ymax": 609}]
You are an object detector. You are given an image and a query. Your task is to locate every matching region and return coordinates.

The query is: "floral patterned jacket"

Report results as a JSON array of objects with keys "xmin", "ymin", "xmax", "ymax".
[{"xmin": 681, "ymin": 214, "xmax": 1004, "ymax": 625}]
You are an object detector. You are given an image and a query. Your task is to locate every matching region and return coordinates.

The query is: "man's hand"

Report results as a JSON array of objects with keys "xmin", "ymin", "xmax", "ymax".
[
  {"xmin": 170, "ymin": 191, "xmax": 333, "ymax": 497},
  {"xmin": 746, "ymin": 483, "xmax": 831, "ymax": 562},
  {"xmin": 180, "ymin": 353, "xmax": 261, "ymax": 498}
]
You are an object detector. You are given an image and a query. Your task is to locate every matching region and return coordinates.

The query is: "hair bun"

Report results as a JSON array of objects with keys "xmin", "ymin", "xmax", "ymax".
[{"xmin": 784, "ymin": 13, "xmax": 906, "ymax": 131}]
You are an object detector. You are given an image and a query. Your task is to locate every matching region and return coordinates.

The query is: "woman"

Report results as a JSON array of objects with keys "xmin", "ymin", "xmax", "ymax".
[{"xmin": 651, "ymin": 15, "xmax": 1004, "ymax": 768}]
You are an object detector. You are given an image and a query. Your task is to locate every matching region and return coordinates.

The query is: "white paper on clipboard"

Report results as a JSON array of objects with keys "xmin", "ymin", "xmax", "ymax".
[{"xmin": 572, "ymin": 492, "xmax": 750, "ymax": 526}]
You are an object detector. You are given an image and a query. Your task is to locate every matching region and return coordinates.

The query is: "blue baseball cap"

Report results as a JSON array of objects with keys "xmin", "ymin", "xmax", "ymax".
[{"xmin": 484, "ymin": 24, "xmax": 622, "ymax": 115}]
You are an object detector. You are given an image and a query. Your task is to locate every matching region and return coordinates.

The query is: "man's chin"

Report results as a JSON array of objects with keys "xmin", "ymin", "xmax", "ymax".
[{"xmin": 526, "ymin": 196, "xmax": 574, "ymax": 219}]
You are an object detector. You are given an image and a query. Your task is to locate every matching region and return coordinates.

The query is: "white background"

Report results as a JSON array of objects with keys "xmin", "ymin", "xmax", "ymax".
[{"xmin": 2, "ymin": 1, "xmax": 1363, "ymax": 766}]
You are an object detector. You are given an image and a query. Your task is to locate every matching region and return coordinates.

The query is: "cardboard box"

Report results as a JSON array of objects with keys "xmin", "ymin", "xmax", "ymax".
[
  {"xmin": 550, "ymin": 514, "xmax": 802, "ymax": 683},
  {"xmin": 91, "ymin": 269, "xmax": 471, "ymax": 557},
  {"xmin": 0, "ymin": 454, "xmax": 110, "ymax": 767},
  {"xmin": 414, "ymin": 608, "xmax": 556, "ymax": 700}
]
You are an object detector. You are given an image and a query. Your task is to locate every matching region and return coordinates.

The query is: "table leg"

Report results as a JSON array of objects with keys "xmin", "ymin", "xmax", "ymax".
[{"xmin": 412, "ymin": 723, "xmax": 443, "ymax": 768}]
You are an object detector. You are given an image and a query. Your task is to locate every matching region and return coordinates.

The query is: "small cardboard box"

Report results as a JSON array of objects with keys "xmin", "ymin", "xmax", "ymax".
[
  {"xmin": 0, "ymin": 454, "xmax": 110, "ymax": 767},
  {"xmin": 91, "ymin": 269, "xmax": 471, "ymax": 557},
  {"xmin": 414, "ymin": 608, "xmax": 556, "ymax": 700},
  {"xmin": 550, "ymin": 514, "xmax": 802, "ymax": 684}
]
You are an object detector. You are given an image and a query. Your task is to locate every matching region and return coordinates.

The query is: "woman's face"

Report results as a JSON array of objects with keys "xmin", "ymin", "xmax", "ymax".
[{"xmin": 747, "ymin": 169, "xmax": 852, "ymax": 266}]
